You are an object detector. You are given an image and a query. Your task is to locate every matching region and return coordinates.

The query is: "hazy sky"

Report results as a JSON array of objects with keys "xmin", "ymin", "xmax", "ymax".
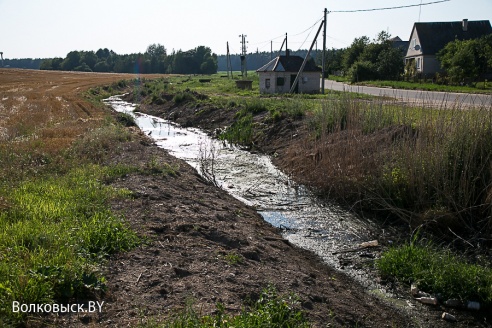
[{"xmin": 1, "ymin": 0, "xmax": 491, "ymax": 59}]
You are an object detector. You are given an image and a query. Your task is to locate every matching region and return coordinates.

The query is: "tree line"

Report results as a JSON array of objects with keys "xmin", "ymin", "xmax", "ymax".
[
  {"xmin": 325, "ymin": 31, "xmax": 406, "ymax": 82},
  {"xmin": 39, "ymin": 44, "xmax": 218, "ymax": 74},
  {"xmin": 1, "ymin": 58, "xmax": 45, "ymax": 69}
]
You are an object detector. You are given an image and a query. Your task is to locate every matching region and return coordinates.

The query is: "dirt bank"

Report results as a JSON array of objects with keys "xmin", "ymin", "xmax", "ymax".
[
  {"xmin": 122, "ymin": 90, "xmax": 490, "ymax": 327},
  {"xmin": 51, "ymin": 130, "xmax": 416, "ymax": 327}
]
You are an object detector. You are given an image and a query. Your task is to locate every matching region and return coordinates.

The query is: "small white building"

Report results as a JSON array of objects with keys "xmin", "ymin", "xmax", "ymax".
[{"xmin": 256, "ymin": 54, "xmax": 321, "ymax": 94}]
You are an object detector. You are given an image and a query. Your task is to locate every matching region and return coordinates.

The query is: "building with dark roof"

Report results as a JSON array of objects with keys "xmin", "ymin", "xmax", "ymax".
[
  {"xmin": 256, "ymin": 52, "xmax": 321, "ymax": 94},
  {"xmin": 389, "ymin": 36, "xmax": 410, "ymax": 55},
  {"xmin": 405, "ymin": 19, "xmax": 492, "ymax": 75}
]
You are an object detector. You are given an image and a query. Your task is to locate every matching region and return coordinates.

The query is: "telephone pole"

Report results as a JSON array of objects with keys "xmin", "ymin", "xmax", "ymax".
[
  {"xmin": 322, "ymin": 8, "xmax": 328, "ymax": 94},
  {"xmin": 239, "ymin": 34, "xmax": 248, "ymax": 78},
  {"xmin": 226, "ymin": 42, "xmax": 233, "ymax": 78}
]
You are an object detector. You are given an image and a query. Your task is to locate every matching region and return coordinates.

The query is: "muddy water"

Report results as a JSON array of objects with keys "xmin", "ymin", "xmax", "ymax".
[{"xmin": 104, "ymin": 95, "xmax": 398, "ymax": 293}]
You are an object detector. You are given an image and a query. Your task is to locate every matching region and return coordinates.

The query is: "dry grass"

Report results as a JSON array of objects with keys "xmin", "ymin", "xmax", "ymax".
[
  {"xmin": 280, "ymin": 94, "xmax": 492, "ymax": 234},
  {"xmin": 0, "ymin": 69, "xmax": 168, "ymax": 184}
]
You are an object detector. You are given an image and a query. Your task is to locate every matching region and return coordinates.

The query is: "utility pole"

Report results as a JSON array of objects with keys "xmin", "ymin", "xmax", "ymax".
[
  {"xmin": 239, "ymin": 34, "xmax": 248, "ymax": 78},
  {"xmin": 226, "ymin": 42, "xmax": 233, "ymax": 78},
  {"xmin": 322, "ymin": 8, "xmax": 328, "ymax": 94},
  {"xmin": 285, "ymin": 33, "xmax": 288, "ymax": 55},
  {"xmin": 277, "ymin": 34, "xmax": 287, "ymax": 58},
  {"xmin": 271, "ymin": 41, "xmax": 273, "ymax": 59},
  {"xmin": 290, "ymin": 19, "xmax": 325, "ymax": 93}
]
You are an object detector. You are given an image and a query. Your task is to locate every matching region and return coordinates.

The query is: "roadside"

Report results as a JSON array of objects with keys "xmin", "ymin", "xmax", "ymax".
[{"xmin": 323, "ymin": 79, "xmax": 492, "ymax": 107}]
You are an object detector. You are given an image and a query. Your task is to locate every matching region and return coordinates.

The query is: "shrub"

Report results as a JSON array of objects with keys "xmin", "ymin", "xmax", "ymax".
[{"xmin": 348, "ymin": 60, "xmax": 378, "ymax": 83}]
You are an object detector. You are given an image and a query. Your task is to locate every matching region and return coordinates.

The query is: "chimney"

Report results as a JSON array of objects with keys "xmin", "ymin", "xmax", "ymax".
[{"xmin": 462, "ymin": 19, "xmax": 469, "ymax": 31}]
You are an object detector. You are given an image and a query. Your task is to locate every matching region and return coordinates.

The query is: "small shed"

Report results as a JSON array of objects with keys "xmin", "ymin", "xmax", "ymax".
[{"xmin": 256, "ymin": 53, "xmax": 321, "ymax": 94}]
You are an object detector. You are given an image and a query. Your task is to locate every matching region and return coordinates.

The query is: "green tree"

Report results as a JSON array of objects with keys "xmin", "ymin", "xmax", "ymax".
[
  {"xmin": 343, "ymin": 36, "xmax": 370, "ymax": 72},
  {"xmin": 73, "ymin": 62, "xmax": 92, "ymax": 72},
  {"xmin": 145, "ymin": 43, "xmax": 167, "ymax": 73},
  {"xmin": 61, "ymin": 51, "xmax": 81, "ymax": 71},
  {"xmin": 376, "ymin": 47, "xmax": 404, "ymax": 80},
  {"xmin": 438, "ymin": 35, "xmax": 492, "ymax": 85},
  {"xmin": 344, "ymin": 31, "xmax": 404, "ymax": 82},
  {"xmin": 40, "ymin": 59, "xmax": 53, "ymax": 70},
  {"xmin": 93, "ymin": 60, "xmax": 110, "ymax": 72},
  {"xmin": 80, "ymin": 51, "xmax": 98, "ymax": 70}
]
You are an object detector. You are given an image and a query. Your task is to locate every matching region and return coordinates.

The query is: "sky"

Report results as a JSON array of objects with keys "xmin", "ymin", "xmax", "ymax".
[{"xmin": 1, "ymin": 0, "xmax": 491, "ymax": 59}]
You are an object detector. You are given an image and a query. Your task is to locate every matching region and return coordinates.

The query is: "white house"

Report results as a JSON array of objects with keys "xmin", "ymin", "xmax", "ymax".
[{"xmin": 256, "ymin": 53, "xmax": 321, "ymax": 94}]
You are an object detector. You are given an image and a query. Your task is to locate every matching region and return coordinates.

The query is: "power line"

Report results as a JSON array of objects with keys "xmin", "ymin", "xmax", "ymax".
[
  {"xmin": 330, "ymin": 0, "xmax": 450, "ymax": 13},
  {"xmin": 292, "ymin": 17, "xmax": 323, "ymax": 37},
  {"xmin": 250, "ymin": 16, "xmax": 323, "ymax": 47},
  {"xmin": 297, "ymin": 18, "xmax": 323, "ymax": 50}
]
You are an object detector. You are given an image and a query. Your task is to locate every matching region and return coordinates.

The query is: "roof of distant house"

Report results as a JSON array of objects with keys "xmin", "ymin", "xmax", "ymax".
[
  {"xmin": 411, "ymin": 20, "xmax": 492, "ymax": 55},
  {"xmin": 390, "ymin": 36, "xmax": 410, "ymax": 53},
  {"xmin": 256, "ymin": 55, "xmax": 321, "ymax": 73}
]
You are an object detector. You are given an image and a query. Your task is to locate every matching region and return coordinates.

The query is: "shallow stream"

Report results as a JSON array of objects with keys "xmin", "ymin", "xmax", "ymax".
[{"xmin": 104, "ymin": 95, "xmax": 402, "ymax": 298}]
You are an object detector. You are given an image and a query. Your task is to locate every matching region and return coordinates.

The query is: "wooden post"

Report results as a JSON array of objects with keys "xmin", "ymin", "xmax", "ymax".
[
  {"xmin": 322, "ymin": 8, "xmax": 327, "ymax": 94},
  {"xmin": 290, "ymin": 20, "xmax": 325, "ymax": 93}
]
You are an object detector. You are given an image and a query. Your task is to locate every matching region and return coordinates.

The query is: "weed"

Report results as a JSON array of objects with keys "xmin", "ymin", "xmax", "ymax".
[
  {"xmin": 143, "ymin": 156, "xmax": 179, "ymax": 177},
  {"xmin": 173, "ymin": 91, "xmax": 196, "ymax": 104},
  {"xmin": 146, "ymin": 286, "xmax": 309, "ymax": 328},
  {"xmin": 224, "ymin": 252, "xmax": 243, "ymax": 265},
  {"xmin": 377, "ymin": 242, "xmax": 492, "ymax": 305},
  {"xmin": 0, "ymin": 165, "xmax": 139, "ymax": 323},
  {"xmin": 69, "ymin": 123, "xmax": 132, "ymax": 164}
]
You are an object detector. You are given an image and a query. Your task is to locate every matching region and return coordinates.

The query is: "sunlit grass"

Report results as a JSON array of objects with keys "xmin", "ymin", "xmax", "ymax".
[
  {"xmin": 377, "ymin": 242, "xmax": 492, "ymax": 305},
  {"xmin": 0, "ymin": 165, "xmax": 139, "ymax": 324}
]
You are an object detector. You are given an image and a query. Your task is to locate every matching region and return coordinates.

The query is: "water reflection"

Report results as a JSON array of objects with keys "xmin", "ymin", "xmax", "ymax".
[{"xmin": 104, "ymin": 95, "xmax": 386, "ymax": 286}]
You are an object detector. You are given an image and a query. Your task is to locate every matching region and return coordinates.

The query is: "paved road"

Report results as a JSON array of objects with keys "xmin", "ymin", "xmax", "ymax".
[{"xmin": 322, "ymin": 80, "xmax": 492, "ymax": 108}]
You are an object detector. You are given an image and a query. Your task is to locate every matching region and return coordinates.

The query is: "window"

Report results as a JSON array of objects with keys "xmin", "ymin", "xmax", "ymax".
[
  {"xmin": 302, "ymin": 77, "xmax": 308, "ymax": 84},
  {"xmin": 412, "ymin": 38, "xmax": 416, "ymax": 48},
  {"xmin": 416, "ymin": 58, "xmax": 421, "ymax": 69},
  {"xmin": 265, "ymin": 79, "xmax": 270, "ymax": 88},
  {"xmin": 276, "ymin": 77, "xmax": 285, "ymax": 86}
]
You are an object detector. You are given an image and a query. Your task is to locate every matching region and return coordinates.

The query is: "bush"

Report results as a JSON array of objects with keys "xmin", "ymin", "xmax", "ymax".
[
  {"xmin": 348, "ymin": 60, "xmax": 378, "ymax": 83},
  {"xmin": 173, "ymin": 91, "xmax": 196, "ymax": 104}
]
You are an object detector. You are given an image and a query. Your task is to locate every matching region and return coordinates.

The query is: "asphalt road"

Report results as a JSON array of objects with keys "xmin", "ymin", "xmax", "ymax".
[{"xmin": 322, "ymin": 80, "xmax": 492, "ymax": 108}]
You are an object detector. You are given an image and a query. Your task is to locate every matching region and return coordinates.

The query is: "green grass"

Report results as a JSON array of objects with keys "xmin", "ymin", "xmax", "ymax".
[
  {"xmin": 377, "ymin": 242, "xmax": 492, "ymax": 305},
  {"xmin": 0, "ymin": 164, "xmax": 139, "ymax": 324},
  {"xmin": 138, "ymin": 286, "xmax": 310, "ymax": 328}
]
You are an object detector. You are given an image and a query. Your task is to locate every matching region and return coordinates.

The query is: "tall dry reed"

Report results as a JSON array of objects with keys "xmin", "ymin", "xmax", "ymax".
[{"xmin": 284, "ymin": 93, "xmax": 492, "ymax": 234}]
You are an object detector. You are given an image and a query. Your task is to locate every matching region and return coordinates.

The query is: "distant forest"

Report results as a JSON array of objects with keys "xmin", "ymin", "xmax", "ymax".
[
  {"xmin": 36, "ymin": 44, "xmax": 218, "ymax": 74},
  {"xmin": 2, "ymin": 58, "xmax": 45, "ymax": 69},
  {"xmin": 2, "ymin": 47, "xmax": 345, "ymax": 75}
]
